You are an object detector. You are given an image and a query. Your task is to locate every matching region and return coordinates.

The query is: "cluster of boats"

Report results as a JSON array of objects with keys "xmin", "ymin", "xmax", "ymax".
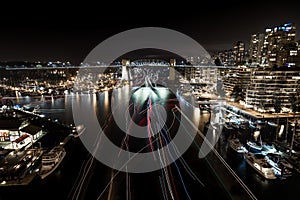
[
  {"xmin": 228, "ymin": 137, "xmax": 296, "ymax": 180},
  {"xmin": 0, "ymin": 145, "xmax": 66, "ymax": 184}
]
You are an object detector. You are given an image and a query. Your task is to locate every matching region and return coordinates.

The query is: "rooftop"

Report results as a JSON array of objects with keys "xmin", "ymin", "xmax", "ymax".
[
  {"xmin": 0, "ymin": 119, "xmax": 23, "ymax": 130},
  {"xmin": 20, "ymin": 124, "xmax": 42, "ymax": 135}
]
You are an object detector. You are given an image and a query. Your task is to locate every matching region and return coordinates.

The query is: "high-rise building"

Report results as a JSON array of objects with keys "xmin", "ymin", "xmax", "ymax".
[
  {"xmin": 246, "ymin": 66, "xmax": 300, "ymax": 112},
  {"xmin": 261, "ymin": 22, "xmax": 297, "ymax": 67},
  {"xmin": 233, "ymin": 41, "xmax": 245, "ymax": 65},
  {"xmin": 221, "ymin": 66, "xmax": 252, "ymax": 101},
  {"xmin": 216, "ymin": 42, "xmax": 245, "ymax": 66},
  {"xmin": 225, "ymin": 49, "xmax": 235, "ymax": 66},
  {"xmin": 249, "ymin": 33, "xmax": 264, "ymax": 65}
]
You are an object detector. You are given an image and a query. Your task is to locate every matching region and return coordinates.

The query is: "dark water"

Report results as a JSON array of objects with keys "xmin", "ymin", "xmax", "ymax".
[{"xmin": 0, "ymin": 89, "xmax": 299, "ymax": 200}]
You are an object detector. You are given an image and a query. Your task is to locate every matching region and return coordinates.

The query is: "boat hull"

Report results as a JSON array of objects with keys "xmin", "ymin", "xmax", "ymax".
[
  {"xmin": 39, "ymin": 147, "xmax": 66, "ymax": 179},
  {"xmin": 245, "ymin": 154, "xmax": 277, "ymax": 180}
]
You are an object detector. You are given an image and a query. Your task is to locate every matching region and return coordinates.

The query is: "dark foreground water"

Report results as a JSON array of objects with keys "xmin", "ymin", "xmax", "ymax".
[{"xmin": 0, "ymin": 88, "xmax": 299, "ymax": 200}]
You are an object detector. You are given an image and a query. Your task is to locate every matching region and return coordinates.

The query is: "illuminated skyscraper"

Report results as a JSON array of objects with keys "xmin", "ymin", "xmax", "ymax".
[
  {"xmin": 249, "ymin": 33, "xmax": 264, "ymax": 65},
  {"xmin": 261, "ymin": 22, "xmax": 297, "ymax": 67},
  {"xmin": 217, "ymin": 42, "xmax": 245, "ymax": 66},
  {"xmin": 233, "ymin": 41, "xmax": 245, "ymax": 65}
]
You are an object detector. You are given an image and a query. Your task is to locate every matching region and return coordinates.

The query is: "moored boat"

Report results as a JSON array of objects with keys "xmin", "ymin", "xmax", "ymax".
[
  {"xmin": 0, "ymin": 148, "xmax": 43, "ymax": 185},
  {"xmin": 247, "ymin": 141, "xmax": 262, "ymax": 152},
  {"xmin": 262, "ymin": 143, "xmax": 277, "ymax": 154},
  {"xmin": 245, "ymin": 153, "xmax": 277, "ymax": 180},
  {"xmin": 229, "ymin": 138, "xmax": 248, "ymax": 153},
  {"xmin": 265, "ymin": 153, "xmax": 293, "ymax": 177},
  {"xmin": 39, "ymin": 146, "xmax": 66, "ymax": 179}
]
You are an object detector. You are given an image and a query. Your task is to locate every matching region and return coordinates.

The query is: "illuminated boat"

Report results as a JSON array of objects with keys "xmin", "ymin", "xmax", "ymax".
[
  {"xmin": 39, "ymin": 146, "xmax": 66, "ymax": 179},
  {"xmin": 262, "ymin": 143, "xmax": 277, "ymax": 154},
  {"xmin": 266, "ymin": 153, "xmax": 293, "ymax": 177},
  {"xmin": 229, "ymin": 138, "xmax": 248, "ymax": 153},
  {"xmin": 247, "ymin": 141, "xmax": 262, "ymax": 152},
  {"xmin": 71, "ymin": 124, "xmax": 86, "ymax": 137},
  {"xmin": 0, "ymin": 148, "xmax": 43, "ymax": 185},
  {"xmin": 245, "ymin": 153, "xmax": 277, "ymax": 180}
]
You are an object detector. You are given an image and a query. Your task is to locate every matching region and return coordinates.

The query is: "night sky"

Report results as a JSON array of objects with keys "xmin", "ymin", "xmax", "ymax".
[{"xmin": 0, "ymin": 1, "xmax": 299, "ymax": 65}]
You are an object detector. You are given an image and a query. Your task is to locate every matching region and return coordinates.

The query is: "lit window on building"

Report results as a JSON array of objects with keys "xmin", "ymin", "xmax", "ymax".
[
  {"xmin": 286, "ymin": 63, "xmax": 296, "ymax": 67},
  {"xmin": 290, "ymin": 50, "xmax": 297, "ymax": 56}
]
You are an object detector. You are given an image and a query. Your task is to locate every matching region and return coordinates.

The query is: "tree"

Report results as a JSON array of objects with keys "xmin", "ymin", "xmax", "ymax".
[
  {"xmin": 248, "ymin": 59, "xmax": 253, "ymax": 66},
  {"xmin": 273, "ymin": 97, "xmax": 282, "ymax": 114},
  {"xmin": 230, "ymin": 84, "xmax": 244, "ymax": 102},
  {"xmin": 272, "ymin": 64, "xmax": 279, "ymax": 69},
  {"xmin": 259, "ymin": 99, "xmax": 266, "ymax": 112},
  {"xmin": 289, "ymin": 94, "xmax": 298, "ymax": 113},
  {"xmin": 216, "ymin": 79, "xmax": 225, "ymax": 97},
  {"xmin": 214, "ymin": 57, "xmax": 222, "ymax": 66}
]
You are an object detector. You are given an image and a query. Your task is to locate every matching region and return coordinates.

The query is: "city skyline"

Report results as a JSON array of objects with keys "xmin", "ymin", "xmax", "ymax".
[
  {"xmin": 0, "ymin": 1, "xmax": 299, "ymax": 64},
  {"xmin": 1, "ymin": 2, "xmax": 300, "ymax": 199}
]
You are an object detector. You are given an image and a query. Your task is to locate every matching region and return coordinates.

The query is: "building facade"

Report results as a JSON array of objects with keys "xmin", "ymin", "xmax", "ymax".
[
  {"xmin": 221, "ymin": 66, "xmax": 252, "ymax": 102},
  {"xmin": 261, "ymin": 22, "xmax": 298, "ymax": 67},
  {"xmin": 233, "ymin": 41, "xmax": 246, "ymax": 65},
  {"xmin": 249, "ymin": 33, "xmax": 264, "ymax": 65},
  {"xmin": 246, "ymin": 66, "xmax": 300, "ymax": 113},
  {"xmin": 217, "ymin": 41, "xmax": 245, "ymax": 66}
]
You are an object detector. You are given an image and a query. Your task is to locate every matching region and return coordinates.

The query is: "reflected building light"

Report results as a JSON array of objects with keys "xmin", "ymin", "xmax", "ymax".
[
  {"xmin": 193, "ymin": 107, "xmax": 200, "ymax": 124},
  {"xmin": 253, "ymin": 130, "xmax": 260, "ymax": 140},
  {"xmin": 104, "ymin": 91, "xmax": 109, "ymax": 107},
  {"xmin": 93, "ymin": 93, "xmax": 97, "ymax": 109}
]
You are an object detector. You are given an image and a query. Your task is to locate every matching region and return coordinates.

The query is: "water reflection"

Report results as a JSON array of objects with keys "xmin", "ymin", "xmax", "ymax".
[
  {"xmin": 8, "ymin": 93, "xmax": 300, "ymax": 200},
  {"xmin": 103, "ymin": 91, "xmax": 109, "ymax": 108},
  {"xmin": 92, "ymin": 93, "xmax": 97, "ymax": 109},
  {"xmin": 193, "ymin": 107, "xmax": 200, "ymax": 124}
]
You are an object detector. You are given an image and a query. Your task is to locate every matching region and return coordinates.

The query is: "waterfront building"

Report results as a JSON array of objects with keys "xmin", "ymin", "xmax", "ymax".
[
  {"xmin": 0, "ymin": 118, "xmax": 44, "ymax": 150},
  {"xmin": 221, "ymin": 66, "xmax": 252, "ymax": 102},
  {"xmin": 20, "ymin": 124, "xmax": 43, "ymax": 141},
  {"xmin": 190, "ymin": 67, "xmax": 220, "ymax": 84},
  {"xmin": 0, "ymin": 119, "xmax": 28, "ymax": 142},
  {"xmin": 245, "ymin": 66, "xmax": 300, "ymax": 113}
]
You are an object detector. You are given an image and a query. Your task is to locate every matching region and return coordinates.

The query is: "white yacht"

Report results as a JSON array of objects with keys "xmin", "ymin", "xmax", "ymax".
[
  {"xmin": 245, "ymin": 153, "xmax": 277, "ymax": 180},
  {"xmin": 39, "ymin": 146, "xmax": 66, "ymax": 179}
]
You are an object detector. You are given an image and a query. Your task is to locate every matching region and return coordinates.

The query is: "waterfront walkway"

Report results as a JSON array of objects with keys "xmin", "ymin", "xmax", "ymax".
[{"xmin": 227, "ymin": 101, "xmax": 300, "ymax": 120}]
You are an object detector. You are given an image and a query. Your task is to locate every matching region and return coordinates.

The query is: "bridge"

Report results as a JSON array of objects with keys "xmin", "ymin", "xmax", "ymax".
[{"xmin": 2, "ymin": 59, "xmax": 236, "ymax": 86}]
